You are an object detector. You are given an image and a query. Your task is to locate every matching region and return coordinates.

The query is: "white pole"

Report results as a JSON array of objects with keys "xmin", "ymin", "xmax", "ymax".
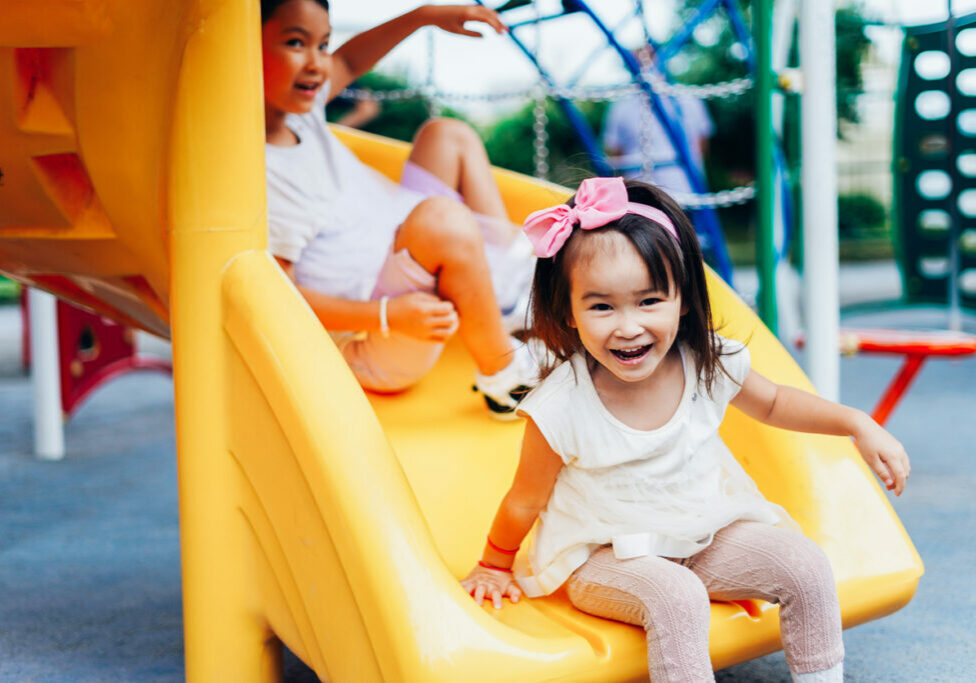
[
  {"xmin": 28, "ymin": 288, "xmax": 65, "ymax": 460},
  {"xmin": 800, "ymin": 0, "xmax": 840, "ymax": 402}
]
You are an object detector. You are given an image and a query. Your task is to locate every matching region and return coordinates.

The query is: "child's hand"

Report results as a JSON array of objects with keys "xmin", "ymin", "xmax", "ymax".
[
  {"xmin": 461, "ymin": 565, "xmax": 522, "ymax": 610},
  {"xmin": 388, "ymin": 292, "xmax": 459, "ymax": 342},
  {"xmin": 421, "ymin": 5, "xmax": 508, "ymax": 38},
  {"xmin": 853, "ymin": 416, "xmax": 911, "ymax": 496}
]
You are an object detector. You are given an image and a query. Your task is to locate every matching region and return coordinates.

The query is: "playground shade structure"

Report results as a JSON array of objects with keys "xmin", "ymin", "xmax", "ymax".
[{"xmin": 0, "ymin": 1, "xmax": 922, "ymax": 681}]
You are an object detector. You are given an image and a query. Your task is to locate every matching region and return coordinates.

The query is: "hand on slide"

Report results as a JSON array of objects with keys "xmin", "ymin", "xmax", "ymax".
[
  {"xmin": 422, "ymin": 4, "xmax": 508, "ymax": 38},
  {"xmin": 461, "ymin": 565, "xmax": 522, "ymax": 610},
  {"xmin": 853, "ymin": 419, "xmax": 911, "ymax": 496},
  {"xmin": 388, "ymin": 292, "xmax": 459, "ymax": 342}
]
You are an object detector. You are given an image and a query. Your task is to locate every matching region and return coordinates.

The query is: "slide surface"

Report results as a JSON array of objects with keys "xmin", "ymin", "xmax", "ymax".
[{"xmin": 0, "ymin": 3, "xmax": 922, "ymax": 680}]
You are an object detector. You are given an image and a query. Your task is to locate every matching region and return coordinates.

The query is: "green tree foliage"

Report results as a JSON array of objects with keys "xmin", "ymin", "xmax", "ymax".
[{"xmin": 838, "ymin": 192, "xmax": 887, "ymax": 237}]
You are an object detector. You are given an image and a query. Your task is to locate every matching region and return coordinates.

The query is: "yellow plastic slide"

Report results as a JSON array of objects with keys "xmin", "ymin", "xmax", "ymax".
[{"xmin": 0, "ymin": 1, "xmax": 921, "ymax": 681}]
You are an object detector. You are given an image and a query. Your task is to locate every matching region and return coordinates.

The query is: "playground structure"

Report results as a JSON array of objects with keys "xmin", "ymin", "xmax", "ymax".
[
  {"xmin": 0, "ymin": 1, "xmax": 923, "ymax": 681},
  {"xmin": 894, "ymin": 11, "xmax": 976, "ymax": 321},
  {"xmin": 815, "ymin": 9, "xmax": 976, "ymax": 426},
  {"xmin": 19, "ymin": 290, "xmax": 171, "ymax": 459}
]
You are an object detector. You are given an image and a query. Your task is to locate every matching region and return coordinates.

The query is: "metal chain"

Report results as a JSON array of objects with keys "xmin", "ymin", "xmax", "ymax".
[
  {"xmin": 341, "ymin": 76, "xmax": 752, "ymax": 104},
  {"xmin": 669, "ymin": 183, "xmax": 756, "ymax": 208},
  {"xmin": 532, "ymin": 2, "xmax": 549, "ymax": 180},
  {"xmin": 635, "ymin": 36, "xmax": 656, "ymax": 181},
  {"xmin": 532, "ymin": 88, "xmax": 550, "ymax": 180}
]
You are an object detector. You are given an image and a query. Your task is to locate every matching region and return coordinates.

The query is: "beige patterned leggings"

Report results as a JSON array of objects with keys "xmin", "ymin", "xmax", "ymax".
[{"xmin": 565, "ymin": 521, "xmax": 844, "ymax": 682}]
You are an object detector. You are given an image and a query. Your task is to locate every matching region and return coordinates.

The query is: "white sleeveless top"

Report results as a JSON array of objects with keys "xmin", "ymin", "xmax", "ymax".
[{"xmin": 514, "ymin": 337, "xmax": 793, "ymax": 597}]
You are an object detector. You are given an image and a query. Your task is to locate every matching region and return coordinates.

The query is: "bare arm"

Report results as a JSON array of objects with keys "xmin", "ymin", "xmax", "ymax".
[
  {"xmin": 732, "ymin": 369, "xmax": 911, "ymax": 495},
  {"xmin": 461, "ymin": 418, "xmax": 564, "ymax": 608},
  {"xmin": 329, "ymin": 5, "xmax": 506, "ymax": 99},
  {"xmin": 275, "ymin": 256, "xmax": 458, "ymax": 341}
]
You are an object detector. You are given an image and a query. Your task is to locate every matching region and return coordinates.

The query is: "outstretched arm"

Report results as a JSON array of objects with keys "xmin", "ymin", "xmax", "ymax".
[
  {"xmin": 732, "ymin": 369, "xmax": 911, "ymax": 495},
  {"xmin": 329, "ymin": 5, "xmax": 506, "ymax": 99},
  {"xmin": 461, "ymin": 418, "xmax": 564, "ymax": 609}
]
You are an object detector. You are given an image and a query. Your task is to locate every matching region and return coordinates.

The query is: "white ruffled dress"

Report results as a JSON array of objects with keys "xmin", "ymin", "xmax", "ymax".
[{"xmin": 514, "ymin": 337, "xmax": 793, "ymax": 598}]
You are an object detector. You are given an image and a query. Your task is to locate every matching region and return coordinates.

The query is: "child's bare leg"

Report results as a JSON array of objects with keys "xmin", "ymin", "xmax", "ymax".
[
  {"xmin": 407, "ymin": 118, "xmax": 508, "ymax": 223},
  {"xmin": 394, "ymin": 197, "xmax": 512, "ymax": 375}
]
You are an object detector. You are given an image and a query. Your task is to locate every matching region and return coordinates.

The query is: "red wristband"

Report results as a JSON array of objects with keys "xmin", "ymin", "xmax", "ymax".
[
  {"xmin": 486, "ymin": 536, "xmax": 519, "ymax": 555},
  {"xmin": 478, "ymin": 560, "xmax": 513, "ymax": 573}
]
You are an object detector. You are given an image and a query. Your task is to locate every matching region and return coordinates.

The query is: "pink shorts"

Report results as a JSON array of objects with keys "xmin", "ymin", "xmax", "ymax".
[
  {"xmin": 339, "ymin": 162, "xmax": 534, "ymax": 393},
  {"xmin": 340, "ymin": 247, "xmax": 443, "ymax": 393}
]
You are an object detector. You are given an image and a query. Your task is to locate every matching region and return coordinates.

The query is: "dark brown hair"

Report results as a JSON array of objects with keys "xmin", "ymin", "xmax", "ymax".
[
  {"xmin": 261, "ymin": 0, "xmax": 329, "ymax": 23},
  {"xmin": 529, "ymin": 180, "xmax": 729, "ymax": 394}
]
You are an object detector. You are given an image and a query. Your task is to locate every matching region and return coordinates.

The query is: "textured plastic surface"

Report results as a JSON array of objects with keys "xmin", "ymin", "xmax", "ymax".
[{"xmin": 0, "ymin": 2, "xmax": 922, "ymax": 681}]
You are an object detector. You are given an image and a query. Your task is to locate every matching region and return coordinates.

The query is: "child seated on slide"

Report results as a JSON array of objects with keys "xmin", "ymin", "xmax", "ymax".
[
  {"xmin": 462, "ymin": 177, "xmax": 911, "ymax": 681},
  {"xmin": 261, "ymin": 0, "xmax": 537, "ymax": 417}
]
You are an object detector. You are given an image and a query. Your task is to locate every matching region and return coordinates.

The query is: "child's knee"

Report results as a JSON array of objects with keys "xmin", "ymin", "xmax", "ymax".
[
  {"xmin": 779, "ymin": 535, "xmax": 837, "ymax": 600},
  {"xmin": 416, "ymin": 117, "xmax": 480, "ymax": 150},
  {"xmin": 635, "ymin": 568, "xmax": 710, "ymax": 631},
  {"xmin": 402, "ymin": 197, "xmax": 481, "ymax": 248}
]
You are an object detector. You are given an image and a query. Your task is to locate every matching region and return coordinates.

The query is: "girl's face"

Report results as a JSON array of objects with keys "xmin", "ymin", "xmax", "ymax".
[
  {"xmin": 568, "ymin": 231, "xmax": 684, "ymax": 387},
  {"xmin": 262, "ymin": 0, "xmax": 332, "ymax": 118}
]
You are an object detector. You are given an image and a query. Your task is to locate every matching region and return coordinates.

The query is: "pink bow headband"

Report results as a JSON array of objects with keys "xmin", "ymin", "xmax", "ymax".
[{"xmin": 522, "ymin": 177, "xmax": 679, "ymax": 258}]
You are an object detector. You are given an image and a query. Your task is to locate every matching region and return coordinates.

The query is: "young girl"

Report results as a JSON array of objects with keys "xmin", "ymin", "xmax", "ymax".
[
  {"xmin": 461, "ymin": 177, "xmax": 910, "ymax": 682},
  {"xmin": 261, "ymin": 0, "xmax": 537, "ymax": 416}
]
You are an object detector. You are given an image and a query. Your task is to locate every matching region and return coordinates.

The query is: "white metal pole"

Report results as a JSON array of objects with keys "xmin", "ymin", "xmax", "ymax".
[
  {"xmin": 800, "ymin": 0, "xmax": 840, "ymax": 401},
  {"xmin": 28, "ymin": 288, "xmax": 65, "ymax": 460}
]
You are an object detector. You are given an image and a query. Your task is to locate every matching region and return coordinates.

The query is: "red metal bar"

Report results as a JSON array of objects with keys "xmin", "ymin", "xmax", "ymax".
[{"xmin": 871, "ymin": 354, "xmax": 926, "ymax": 427}]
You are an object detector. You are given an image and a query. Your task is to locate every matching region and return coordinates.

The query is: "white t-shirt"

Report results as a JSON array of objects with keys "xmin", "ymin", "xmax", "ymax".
[
  {"xmin": 514, "ymin": 337, "xmax": 791, "ymax": 597},
  {"xmin": 265, "ymin": 84, "xmax": 423, "ymax": 301}
]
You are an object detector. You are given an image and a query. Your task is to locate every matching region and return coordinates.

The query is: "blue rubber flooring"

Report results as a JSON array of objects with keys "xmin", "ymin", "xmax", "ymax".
[{"xmin": 1, "ymin": 304, "xmax": 974, "ymax": 682}]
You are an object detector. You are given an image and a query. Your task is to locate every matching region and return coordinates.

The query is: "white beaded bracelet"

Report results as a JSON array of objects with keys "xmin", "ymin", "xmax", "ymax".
[{"xmin": 379, "ymin": 295, "xmax": 390, "ymax": 338}]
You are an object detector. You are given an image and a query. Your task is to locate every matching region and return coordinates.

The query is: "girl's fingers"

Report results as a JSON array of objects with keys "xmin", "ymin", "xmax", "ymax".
[
  {"xmin": 878, "ymin": 459, "xmax": 895, "ymax": 490},
  {"xmin": 508, "ymin": 584, "xmax": 521, "ymax": 604},
  {"xmin": 885, "ymin": 452, "xmax": 909, "ymax": 496},
  {"xmin": 473, "ymin": 7, "xmax": 507, "ymax": 33},
  {"xmin": 454, "ymin": 27, "xmax": 484, "ymax": 38},
  {"xmin": 473, "ymin": 584, "xmax": 486, "ymax": 606},
  {"xmin": 492, "ymin": 589, "xmax": 502, "ymax": 610}
]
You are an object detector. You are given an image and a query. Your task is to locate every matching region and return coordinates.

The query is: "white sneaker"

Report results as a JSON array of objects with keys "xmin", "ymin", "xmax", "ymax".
[{"xmin": 474, "ymin": 338, "xmax": 543, "ymax": 420}]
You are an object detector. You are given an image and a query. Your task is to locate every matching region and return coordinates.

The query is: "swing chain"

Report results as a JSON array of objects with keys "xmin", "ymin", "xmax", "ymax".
[
  {"xmin": 531, "ymin": 1, "xmax": 549, "ymax": 180},
  {"xmin": 342, "ymin": 77, "xmax": 752, "ymax": 104},
  {"xmin": 670, "ymin": 183, "xmax": 756, "ymax": 209}
]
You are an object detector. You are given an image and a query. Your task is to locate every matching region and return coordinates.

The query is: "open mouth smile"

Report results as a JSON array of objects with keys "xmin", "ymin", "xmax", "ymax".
[
  {"xmin": 294, "ymin": 82, "xmax": 321, "ymax": 97},
  {"xmin": 609, "ymin": 345, "xmax": 652, "ymax": 364}
]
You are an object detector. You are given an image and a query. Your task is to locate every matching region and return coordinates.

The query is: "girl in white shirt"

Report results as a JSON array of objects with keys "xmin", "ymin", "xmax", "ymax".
[
  {"xmin": 461, "ymin": 177, "xmax": 911, "ymax": 682},
  {"xmin": 261, "ymin": 0, "xmax": 537, "ymax": 416}
]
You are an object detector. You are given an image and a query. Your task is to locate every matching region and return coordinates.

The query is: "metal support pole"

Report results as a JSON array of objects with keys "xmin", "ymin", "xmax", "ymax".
[
  {"xmin": 947, "ymin": 0, "xmax": 963, "ymax": 331},
  {"xmin": 28, "ymin": 288, "xmax": 65, "ymax": 460},
  {"xmin": 800, "ymin": 0, "xmax": 840, "ymax": 401},
  {"xmin": 755, "ymin": 0, "xmax": 778, "ymax": 334}
]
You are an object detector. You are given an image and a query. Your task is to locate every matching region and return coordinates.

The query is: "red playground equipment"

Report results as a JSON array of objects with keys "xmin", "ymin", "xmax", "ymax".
[
  {"xmin": 798, "ymin": 326, "xmax": 976, "ymax": 426},
  {"xmin": 20, "ymin": 290, "xmax": 171, "ymax": 418}
]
